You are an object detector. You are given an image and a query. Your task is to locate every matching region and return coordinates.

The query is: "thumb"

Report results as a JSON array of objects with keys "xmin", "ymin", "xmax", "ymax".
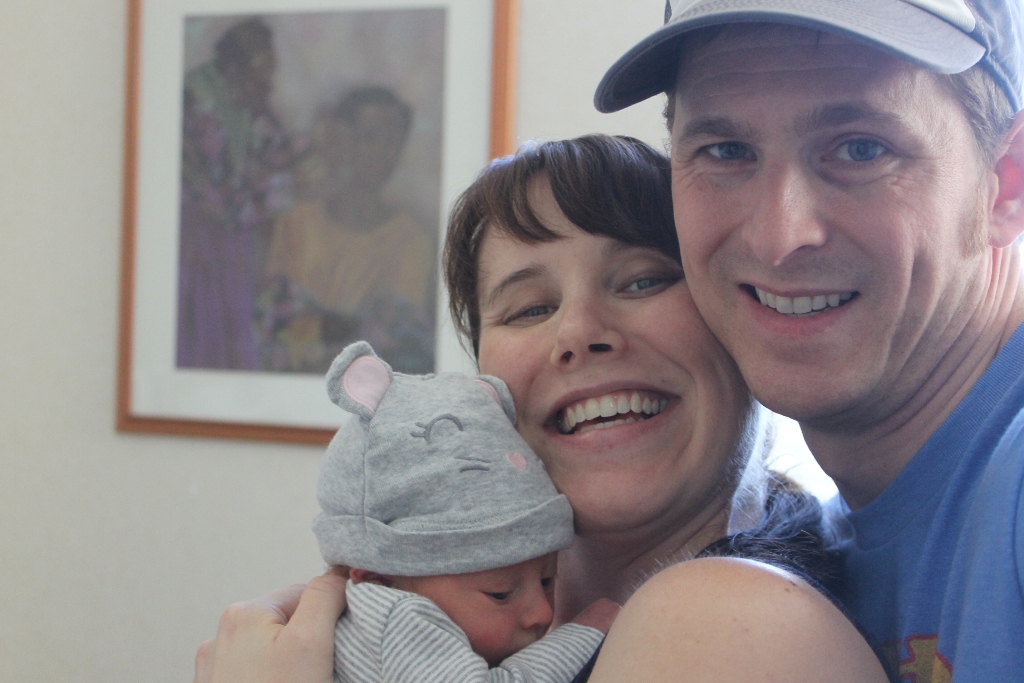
[
  {"xmin": 280, "ymin": 567, "xmax": 348, "ymax": 650},
  {"xmin": 571, "ymin": 598, "xmax": 621, "ymax": 635}
]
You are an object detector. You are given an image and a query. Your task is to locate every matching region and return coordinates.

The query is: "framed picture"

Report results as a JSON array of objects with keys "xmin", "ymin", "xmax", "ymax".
[{"xmin": 117, "ymin": 0, "xmax": 517, "ymax": 444}]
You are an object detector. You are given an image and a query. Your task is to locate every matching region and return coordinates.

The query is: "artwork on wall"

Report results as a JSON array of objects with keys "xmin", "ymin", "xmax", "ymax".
[{"xmin": 118, "ymin": 0, "xmax": 517, "ymax": 443}]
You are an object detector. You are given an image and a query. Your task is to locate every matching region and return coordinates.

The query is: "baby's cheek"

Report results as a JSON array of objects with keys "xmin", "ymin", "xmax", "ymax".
[{"xmin": 464, "ymin": 615, "xmax": 522, "ymax": 666}]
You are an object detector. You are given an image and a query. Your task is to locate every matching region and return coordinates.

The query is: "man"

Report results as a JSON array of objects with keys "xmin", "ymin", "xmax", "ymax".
[{"xmin": 594, "ymin": 0, "xmax": 1024, "ymax": 680}]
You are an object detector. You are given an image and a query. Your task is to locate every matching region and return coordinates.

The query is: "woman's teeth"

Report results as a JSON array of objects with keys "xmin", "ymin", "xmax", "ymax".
[
  {"xmin": 754, "ymin": 287, "xmax": 853, "ymax": 316},
  {"xmin": 559, "ymin": 392, "xmax": 667, "ymax": 434}
]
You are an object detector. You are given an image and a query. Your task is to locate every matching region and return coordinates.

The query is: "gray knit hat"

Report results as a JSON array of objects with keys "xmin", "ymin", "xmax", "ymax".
[{"xmin": 313, "ymin": 342, "xmax": 575, "ymax": 576}]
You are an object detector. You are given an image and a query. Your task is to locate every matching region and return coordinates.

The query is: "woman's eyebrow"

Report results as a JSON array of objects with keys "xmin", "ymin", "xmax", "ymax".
[{"xmin": 482, "ymin": 265, "xmax": 546, "ymax": 309}]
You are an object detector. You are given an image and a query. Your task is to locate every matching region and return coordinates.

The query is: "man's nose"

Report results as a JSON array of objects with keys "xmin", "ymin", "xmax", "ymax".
[{"xmin": 742, "ymin": 161, "xmax": 827, "ymax": 267}]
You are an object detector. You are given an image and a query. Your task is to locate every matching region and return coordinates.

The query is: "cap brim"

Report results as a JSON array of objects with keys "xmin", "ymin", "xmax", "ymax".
[{"xmin": 595, "ymin": 0, "xmax": 985, "ymax": 113}]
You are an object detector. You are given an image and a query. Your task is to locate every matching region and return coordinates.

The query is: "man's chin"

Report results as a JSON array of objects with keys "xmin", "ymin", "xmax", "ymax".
[{"xmin": 743, "ymin": 373, "xmax": 870, "ymax": 427}]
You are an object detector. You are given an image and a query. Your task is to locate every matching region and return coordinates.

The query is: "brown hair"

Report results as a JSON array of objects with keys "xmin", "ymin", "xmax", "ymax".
[
  {"xmin": 443, "ymin": 134, "xmax": 678, "ymax": 356},
  {"xmin": 215, "ymin": 18, "xmax": 273, "ymax": 72},
  {"xmin": 941, "ymin": 65, "xmax": 1016, "ymax": 164}
]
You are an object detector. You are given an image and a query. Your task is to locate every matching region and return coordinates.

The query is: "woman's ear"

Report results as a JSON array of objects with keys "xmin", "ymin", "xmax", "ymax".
[
  {"xmin": 990, "ymin": 111, "xmax": 1024, "ymax": 249},
  {"xmin": 348, "ymin": 568, "xmax": 393, "ymax": 587}
]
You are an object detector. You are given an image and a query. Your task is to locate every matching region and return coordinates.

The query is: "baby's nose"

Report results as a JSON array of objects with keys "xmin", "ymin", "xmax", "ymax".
[{"xmin": 520, "ymin": 587, "xmax": 554, "ymax": 631}]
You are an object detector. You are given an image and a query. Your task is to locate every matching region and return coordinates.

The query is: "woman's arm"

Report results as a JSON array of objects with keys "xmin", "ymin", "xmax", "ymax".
[
  {"xmin": 588, "ymin": 557, "xmax": 888, "ymax": 683},
  {"xmin": 192, "ymin": 568, "xmax": 347, "ymax": 683}
]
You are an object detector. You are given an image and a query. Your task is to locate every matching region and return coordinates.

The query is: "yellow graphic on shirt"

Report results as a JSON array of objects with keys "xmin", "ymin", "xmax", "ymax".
[{"xmin": 889, "ymin": 635, "xmax": 952, "ymax": 683}]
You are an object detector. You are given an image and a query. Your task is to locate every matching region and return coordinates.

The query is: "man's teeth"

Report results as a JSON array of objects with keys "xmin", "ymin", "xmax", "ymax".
[
  {"xmin": 754, "ymin": 287, "xmax": 852, "ymax": 316},
  {"xmin": 561, "ymin": 392, "xmax": 667, "ymax": 434}
]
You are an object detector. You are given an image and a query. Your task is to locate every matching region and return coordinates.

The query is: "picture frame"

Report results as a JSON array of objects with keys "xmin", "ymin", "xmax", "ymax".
[{"xmin": 117, "ymin": 0, "xmax": 518, "ymax": 444}]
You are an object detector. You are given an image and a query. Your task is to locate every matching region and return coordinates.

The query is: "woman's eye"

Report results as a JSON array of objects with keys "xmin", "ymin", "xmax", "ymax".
[
  {"xmin": 506, "ymin": 304, "xmax": 556, "ymax": 325},
  {"xmin": 485, "ymin": 591, "xmax": 511, "ymax": 601},
  {"xmin": 835, "ymin": 138, "xmax": 887, "ymax": 162},
  {"xmin": 704, "ymin": 141, "xmax": 755, "ymax": 161}
]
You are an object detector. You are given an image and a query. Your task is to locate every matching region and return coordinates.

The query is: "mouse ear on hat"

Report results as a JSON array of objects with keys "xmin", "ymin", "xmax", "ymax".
[
  {"xmin": 475, "ymin": 375, "xmax": 517, "ymax": 425},
  {"xmin": 326, "ymin": 341, "xmax": 393, "ymax": 420}
]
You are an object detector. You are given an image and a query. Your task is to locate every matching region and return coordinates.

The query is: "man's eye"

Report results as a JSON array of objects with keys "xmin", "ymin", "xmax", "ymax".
[
  {"xmin": 624, "ymin": 277, "xmax": 664, "ymax": 292},
  {"xmin": 705, "ymin": 141, "xmax": 755, "ymax": 161},
  {"xmin": 835, "ymin": 139, "xmax": 886, "ymax": 162},
  {"xmin": 485, "ymin": 591, "xmax": 511, "ymax": 601}
]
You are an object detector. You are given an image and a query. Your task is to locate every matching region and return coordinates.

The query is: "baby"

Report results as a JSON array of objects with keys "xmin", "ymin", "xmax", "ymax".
[{"xmin": 313, "ymin": 342, "xmax": 616, "ymax": 683}]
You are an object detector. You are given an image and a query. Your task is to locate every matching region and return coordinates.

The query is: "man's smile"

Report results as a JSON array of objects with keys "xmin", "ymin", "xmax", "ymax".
[{"xmin": 746, "ymin": 285, "xmax": 858, "ymax": 317}]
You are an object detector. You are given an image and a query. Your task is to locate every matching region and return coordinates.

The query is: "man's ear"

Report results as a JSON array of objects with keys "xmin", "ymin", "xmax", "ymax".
[
  {"xmin": 990, "ymin": 110, "xmax": 1024, "ymax": 248},
  {"xmin": 348, "ymin": 568, "xmax": 393, "ymax": 587}
]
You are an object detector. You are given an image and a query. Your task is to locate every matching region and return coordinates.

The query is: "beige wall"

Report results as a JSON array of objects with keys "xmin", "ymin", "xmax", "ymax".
[{"xmin": 0, "ymin": 2, "xmax": 667, "ymax": 681}]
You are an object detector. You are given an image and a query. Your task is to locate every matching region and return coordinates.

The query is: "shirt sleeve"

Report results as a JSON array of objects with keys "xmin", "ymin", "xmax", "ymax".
[{"xmin": 379, "ymin": 596, "xmax": 603, "ymax": 683}]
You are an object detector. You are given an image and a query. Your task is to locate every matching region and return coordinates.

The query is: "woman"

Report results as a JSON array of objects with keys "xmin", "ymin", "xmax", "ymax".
[{"xmin": 193, "ymin": 136, "xmax": 887, "ymax": 682}]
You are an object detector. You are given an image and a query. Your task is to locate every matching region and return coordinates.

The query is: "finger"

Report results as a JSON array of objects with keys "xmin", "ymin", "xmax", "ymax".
[
  {"xmin": 193, "ymin": 639, "xmax": 213, "ymax": 683},
  {"xmin": 252, "ymin": 583, "xmax": 307, "ymax": 624},
  {"xmin": 284, "ymin": 569, "xmax": 348, "ymax": 643}
]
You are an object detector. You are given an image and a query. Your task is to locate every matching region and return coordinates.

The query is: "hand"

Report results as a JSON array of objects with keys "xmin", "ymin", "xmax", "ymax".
[
  {"xmin": 571, "ymin": 598, "xmax": 621, "ymax": 635},
  {"xmin": 193, "ymin": 567, "xmax": 348, "ymax": 683}
]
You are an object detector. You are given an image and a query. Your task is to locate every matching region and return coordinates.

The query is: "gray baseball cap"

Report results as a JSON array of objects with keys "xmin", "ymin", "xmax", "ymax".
[{"xmin": 595, "ymin": 0, "xmax": 1024, "ymax": 113}]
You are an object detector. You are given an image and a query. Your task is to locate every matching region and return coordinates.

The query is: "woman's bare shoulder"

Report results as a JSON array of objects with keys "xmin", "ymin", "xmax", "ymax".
[{"xmin": 589, "ymin": 557, "xmax": 888, "ymax": 683}]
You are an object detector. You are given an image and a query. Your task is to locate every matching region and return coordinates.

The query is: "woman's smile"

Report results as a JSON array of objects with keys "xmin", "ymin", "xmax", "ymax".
[{"xmin": 550, "ymin": 386, "xmax": 670, "ymax": 434}]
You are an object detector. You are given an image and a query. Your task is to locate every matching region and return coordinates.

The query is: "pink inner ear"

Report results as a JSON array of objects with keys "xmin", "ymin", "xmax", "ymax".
[
  {"xmin": 475, "ymin": 380, "xmax": 501, "ymax": 406},
  {"xmin": 343, "ymin": 356, "xmax": 391, "ymax": 414}
]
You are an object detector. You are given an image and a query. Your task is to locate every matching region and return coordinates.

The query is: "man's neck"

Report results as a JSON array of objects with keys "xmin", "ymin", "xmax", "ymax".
[{"xmin": 805, "ymin": 250, "xmax": 1024, "ymax": 509}]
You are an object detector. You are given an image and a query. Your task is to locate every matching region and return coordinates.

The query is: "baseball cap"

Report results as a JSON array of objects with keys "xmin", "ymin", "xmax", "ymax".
[{"xmin": 595, "ymin": 0, "xmax": 1024, "ymax": 113}]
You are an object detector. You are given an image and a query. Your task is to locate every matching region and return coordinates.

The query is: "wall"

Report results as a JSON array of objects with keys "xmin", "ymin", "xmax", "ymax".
[{"xmin": 0, "ymin": 2, "xmax": 671, "ymax": 681}]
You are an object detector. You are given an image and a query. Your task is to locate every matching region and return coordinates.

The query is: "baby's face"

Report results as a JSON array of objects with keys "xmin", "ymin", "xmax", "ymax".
[{"xmin": 394, "ymin": 553, "xmax": 557, "ymax": 665}]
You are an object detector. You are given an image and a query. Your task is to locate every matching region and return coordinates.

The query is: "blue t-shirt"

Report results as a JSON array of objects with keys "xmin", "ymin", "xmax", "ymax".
[{"xmin": 840, "ymin": 323, "xmax": 1024, "ymax": 682}]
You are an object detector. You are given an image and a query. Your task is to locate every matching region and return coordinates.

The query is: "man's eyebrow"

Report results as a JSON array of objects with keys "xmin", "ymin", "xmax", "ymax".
[
  {"xmin": 677, "ymin": 116, "xmax": 758, "ymax": 143},
  {"xmin": 676, "ymin": 104, "xmax": 902, "ymax": 143},
  {"xmin": 482, "ymin": 265, "xmax": 546, "ymax": 309},
  {"xmin": 793, "ymin": 103, "xmax": 902, "ymax": 135}
]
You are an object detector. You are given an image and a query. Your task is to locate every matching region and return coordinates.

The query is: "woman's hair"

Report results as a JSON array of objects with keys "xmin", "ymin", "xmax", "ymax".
[
  {"xmin": 443, "ymin": 134, "xmax": 678, "ymax": 356},
  {"xmin": 700, "ymin": 474, "xmax": 843, "ymax": 597}
]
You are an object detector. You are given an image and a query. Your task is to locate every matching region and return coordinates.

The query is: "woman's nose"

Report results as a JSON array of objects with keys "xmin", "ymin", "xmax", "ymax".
[{"xmin": 549, "ymin": 298, "xmax": 625, "ymax": 365}]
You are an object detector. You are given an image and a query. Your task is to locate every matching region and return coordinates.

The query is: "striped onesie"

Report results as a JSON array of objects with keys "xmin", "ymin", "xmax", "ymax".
[{"xmin": 335, "ymin": 580, "xmax": 604, "ymax": 683}]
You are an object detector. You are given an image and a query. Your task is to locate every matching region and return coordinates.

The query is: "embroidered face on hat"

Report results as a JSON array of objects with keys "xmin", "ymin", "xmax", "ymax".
[{"xmin": 313, "ymin": 341, "xmax": 575, "ymax": 576}]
